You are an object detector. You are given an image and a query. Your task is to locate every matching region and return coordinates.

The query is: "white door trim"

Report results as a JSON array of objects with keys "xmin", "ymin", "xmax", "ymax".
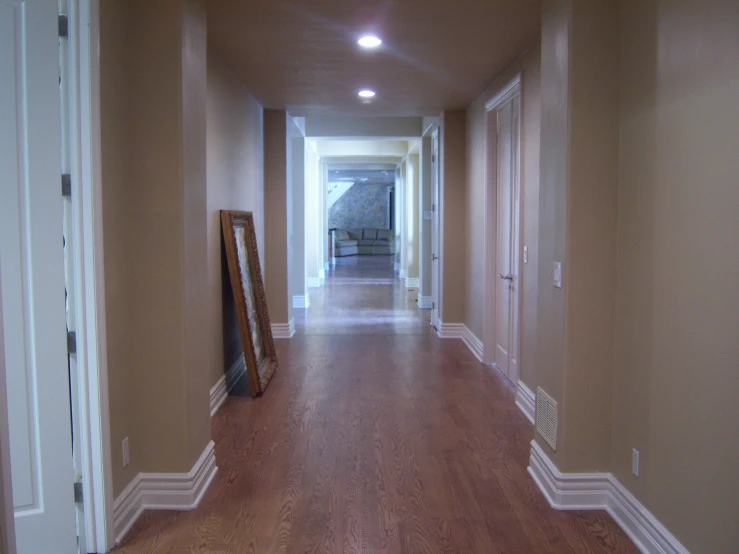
[
  {"xmin": 65, "ymin": 1, "xmax": 114, "ymax": 551},
  {"xmin": 482, "ymin": 74, "xmax": 523, "ymax": 384},
  {"xmin": 430, "ymin": 128, "xmax": 441, "ymax": 328}
]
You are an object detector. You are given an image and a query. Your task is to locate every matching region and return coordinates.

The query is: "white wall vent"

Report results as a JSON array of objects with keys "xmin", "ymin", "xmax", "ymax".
[{"xmin": 536, "ymin": 387, "xmax": 558, "ymax": 451}]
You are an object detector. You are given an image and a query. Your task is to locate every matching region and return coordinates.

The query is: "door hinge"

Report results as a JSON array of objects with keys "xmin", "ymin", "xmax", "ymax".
[
  {"xmin": 58, "ymin": 14, "xmax": 69, "ymax": 38},
  {"xmin": 62, "ymin": 174, "xmax": 72, "ymax": 197},
  {"xmin": 432, "ymin": 154, "xmax": 436, "ymax": 162},
  {"xmin": 67, "ymin": 331, "xmax": 77, "ymax": 354},
  {"xmin": 73, "ymin": 480, "xmax": 83, "ymax": 504},
  {"xmin": 432, "ymin": 204, "xmax": 436, "ymax": 213},
  {"xmin": 432, "ymin": 302, "xmax": 435, "ymax": 310}
]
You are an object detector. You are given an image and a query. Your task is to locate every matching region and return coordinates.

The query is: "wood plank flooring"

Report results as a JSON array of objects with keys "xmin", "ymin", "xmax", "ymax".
[{"xmin": 113, "ymin": 257, "xmax": 638, "ymax": 553}]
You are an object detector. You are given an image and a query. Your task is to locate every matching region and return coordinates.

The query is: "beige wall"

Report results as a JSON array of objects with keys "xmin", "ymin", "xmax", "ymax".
[
  {"xmin": 439, "ymin": 111, "xmax": 467, "ymax": 323},
  {"xmin": 463, "ymin": 48, "xmax": 541, "ymax": 397},
  {"xmin": 263, "ymin": 110, "xmax": 291, "ymax": 324},
  {"xmin": 406, "ymin": 153, "xmax": 420, "ymax": 281},
  {"xmin": 535, "ymin": 0, "xmax": 620, "ymax": 473},
  {"xmin": 100, "ymin": 0, "xmax": 211, "ymax": 496},
  {"xmin": 206, "ymin": 53, "xmax": 264, "ymax": 390},
  {"xmin": 611, "ymin": 1, "xmax": 739, "ymax": 551}
]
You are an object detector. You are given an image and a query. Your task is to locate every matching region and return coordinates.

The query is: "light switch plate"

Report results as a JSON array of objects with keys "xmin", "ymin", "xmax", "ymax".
[
  {"xmin": 632, "ymin": 448, "xmax": 640, "ymax": 477},
  {"xmin": 553, "ymin": 262, "xmax": 563, "ymax": 288},
  {"xmin": 122, "ymin": 437, "xmax": 130, "ymax": 468},
  {"xmin": 524, "ymin": 246, "xmax": 529, "ymax": 264}
]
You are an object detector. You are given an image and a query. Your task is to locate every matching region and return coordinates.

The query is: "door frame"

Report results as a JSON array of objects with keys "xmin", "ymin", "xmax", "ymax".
[
  {"xmin": 430, "ymin": 128, "xmax": 441, "ymax": 328},
  {"xmin": 482, "ymin": 74, "xmax": 523, "ymax": 384},
  {"xmin": 61, "ymin": 1, "xmax": 114, "ymax": 550}
]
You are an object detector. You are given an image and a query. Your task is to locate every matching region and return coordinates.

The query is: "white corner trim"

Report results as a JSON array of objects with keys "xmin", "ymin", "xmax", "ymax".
[
  {"xmin": 405, "ymin": 277, "xmax": 420, "ymax": 289},
  {"xmin": 323, "ymin": 261, "xmax": 329, "ymax": 271},
  {"xmin": 528, "ymin": 441, "xmax": 690, "ymax": 554},
  {"xmin": 209, "ymin": 355, "xmax": 247, "ymax": 417},
  {"xmin": 394, "ymin": 262, "xmax": 401, "ymax": 272},
  {"xmin": 307, "ymin": 277, "xmax": 322, "ymax": 288},
  {"xmin": 461, "ymin": 325, "xmax": 483, "ymax": 362},
  {"xmin": 292, "ymin": 295, "xmax": 310, "ymax": 309},
  {"xmin": 113, "ymin": 440, "xmax": 218, "ymax": 545},
  {"xmin": 209, "ymin": 377, "xmax": 227, "ymax": 418},
  {"xmin": 437, "ymin": 321, "xmax": 464, "ymax": 339},
  {"xmin": 399, "ymin": 269, "xmax": 408, "ymax": 279},
  {"xmin": 272, "ymin": 319, "xmax": 296, "ymax": 339},
  {"xmin": 418, "ymin": 296, "xmax": 433, "ymax": 309},
  {"xmin": 515, "ymin": 380, "xmax": 536, "ymax": 425}
]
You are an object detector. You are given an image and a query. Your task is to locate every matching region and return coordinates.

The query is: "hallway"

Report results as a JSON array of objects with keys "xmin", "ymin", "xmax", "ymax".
[
  {"xmin": 114, "ymin": 263, "xmax": 637, "ymax": 553},
  {"xmin": 296, "ymin": 256, "xmax": 431, "ymax": 336}
]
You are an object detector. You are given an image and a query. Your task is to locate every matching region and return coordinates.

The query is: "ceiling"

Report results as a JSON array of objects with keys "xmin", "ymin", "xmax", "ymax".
[
  {"xmin": 329, "ymin": 169, "xmax": 395, "ymax": 186},
  {"xmin": 206, "ymin": 0, "xmax": 541, "ymax": 117}
]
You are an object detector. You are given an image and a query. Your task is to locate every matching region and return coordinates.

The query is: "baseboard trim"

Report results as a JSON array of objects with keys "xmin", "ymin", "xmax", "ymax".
[
  {"xmin": 307, "ymin": 277, "xmax": 322, "ymax": 288},
  {"xmin": 209, "ymin": 355, "xmax": 247, "ymax": 417},
  {"xmin": 515, "ymin": 380, "xmax": 536, "ymax": 425},
  {"xmin": 292, "ymin": 295, "xmax": 310, "ymax": 309},
  {"xmin": 113, "ymin": 440, "xmax": 218, "ymax": 545},
  {"xmin": 528, "ymin": 441, "xmax": 689, "ymax": 554},
  {"xmin": 437, "ymin": 321, "xmax": 464, "ymax": 339},
  {"xmin": 272, "ymin": 319, "xmax": 296, "ymax": 339},
  {"xmin": 406, "ymin": 277, "xmax": 420, "ymax": 289},
  {"xmin": 418, "ymin": 296, "xmax": 433, "ymax": 309},
  {"xmin": 461, "ymin": 325, "xmax": 483, "ymax": 362}
]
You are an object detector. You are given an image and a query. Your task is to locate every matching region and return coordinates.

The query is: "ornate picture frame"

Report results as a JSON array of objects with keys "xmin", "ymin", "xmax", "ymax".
[{"xmin": 220, "ymin": 210, "xmax": 277, "ymax": 397}]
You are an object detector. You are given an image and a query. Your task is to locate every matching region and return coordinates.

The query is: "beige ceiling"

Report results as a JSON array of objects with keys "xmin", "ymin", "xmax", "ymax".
[{"xmin": 206, "ymin": 0, "xmax": 541, "ymax": 116}]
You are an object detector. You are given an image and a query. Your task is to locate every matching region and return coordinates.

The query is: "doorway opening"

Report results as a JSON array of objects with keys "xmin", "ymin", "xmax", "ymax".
[{"xmin": 295, "ymin": 138, "xmax": 433, "ymax": 336}]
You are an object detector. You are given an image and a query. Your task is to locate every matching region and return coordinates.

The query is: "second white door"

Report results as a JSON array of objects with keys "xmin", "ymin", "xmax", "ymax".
[{"xmin": 492, "ymin": 97, "xmax": 521, "ymax": 384}]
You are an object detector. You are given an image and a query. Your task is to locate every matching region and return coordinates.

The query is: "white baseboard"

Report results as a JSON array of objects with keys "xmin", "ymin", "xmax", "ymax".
[
  {"xmin": 272, "ymin": 319, "xmax": 295, "ymax": 339},
  {"xmin": 399, "ymin": 269, "xmax": 408, "ymax": 279},
  {"xmin": 528, "ymin": 441, "xmax": 689, "ymax": 554},
  {"xmin": 461, "ymin": 325, "xmax": 483, "ymax": 362},
  {"xmin": 515, "ymin": 380, "xmax": 536, "ymax": 425},
  {"xmin": 307, "ymin": 277, "xmax": 322, "ymax": 288},
  {"xmin": 437, "ymin": 321, "xmax": 464, "ymax": 339},
  {"xmin": 292, "ymin": 294, "xmax": 310, "ymax": 309},
  {"xmin": 209, "ymin": 355, "xmax": 247, "ymax": 417},
  {"xmin": 406, "ymin": 277, "xmax": 420, "ymax": 289},
  {"xmin": 437, "ymin": 323, "xmax": 484, "ymax": 363},
  {"xmin": 113, "ymin": 440, "xmax": 218, "ymax": 545},
  {"xmin": 418, "ymin": 295, "xmax": 433, "ymax": 309}
]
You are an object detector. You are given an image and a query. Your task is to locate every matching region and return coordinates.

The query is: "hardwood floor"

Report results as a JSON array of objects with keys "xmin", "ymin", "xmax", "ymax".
[{"xmin": 114, "ymin": 257, "xmax": 638, "ymax": 553}]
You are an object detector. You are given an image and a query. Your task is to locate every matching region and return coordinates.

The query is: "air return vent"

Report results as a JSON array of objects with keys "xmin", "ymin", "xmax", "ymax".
[{"xmin": 536, "ymin": 387, "xmax": 558, "ymax": 451}]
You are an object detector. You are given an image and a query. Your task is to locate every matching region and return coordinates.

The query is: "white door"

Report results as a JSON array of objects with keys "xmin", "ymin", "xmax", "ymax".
[
  {"xmin": 0, "ymin": 1, "xmax": 78, "ymax": 553},
  {"xmin": 493, "ymin": 98, "xmax": 521, "ymax": 383},
  {"xmin": 430, "ymin": 132, "xmax": 440, "ymax": 328}
]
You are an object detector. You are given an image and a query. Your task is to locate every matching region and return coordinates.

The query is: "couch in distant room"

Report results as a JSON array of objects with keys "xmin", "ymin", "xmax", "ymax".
[{"xmin": 333, "ymin": 228, "xmax": 395, "ymax": 256}]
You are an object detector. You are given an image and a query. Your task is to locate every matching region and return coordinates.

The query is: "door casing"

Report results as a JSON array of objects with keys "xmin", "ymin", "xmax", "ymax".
[{"xmin": 482, "ymin": 75, "xmax": 523, "ymax": 386}]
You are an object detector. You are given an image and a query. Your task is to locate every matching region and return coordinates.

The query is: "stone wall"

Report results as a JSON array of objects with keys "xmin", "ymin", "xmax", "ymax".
[{"xmin": 329, "ymin": 183, "xmax": 390, "ymax": 229}]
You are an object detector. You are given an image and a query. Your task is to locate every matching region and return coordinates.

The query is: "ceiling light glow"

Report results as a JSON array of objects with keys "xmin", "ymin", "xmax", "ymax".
[
  {"xmin": 358, "ymin": 89, "xmax": 376, "ymax": 98},
  {"xmin": 358, "ymin": 35, "xmax": 382, "ymax": 48}
]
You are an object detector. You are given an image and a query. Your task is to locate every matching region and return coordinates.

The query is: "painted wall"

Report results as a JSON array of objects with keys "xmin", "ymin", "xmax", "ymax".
[
  {"xmin": 100, "ymin": 0, "xmax": 212, "ymax": 496},
  {"xmin": 406, "ymin": 153, "xmax": 421, "ymax": 281},
  {"xmin": 304, "ymin": 144, "xmax": 322, "ymax": 285},
  {"xmin": 329, "ymin": 184, "xmax": 390, "ymax": 229},
  {"xmin": 290, "ymin": 129, "xmax": 306, "ymax": 303},
  {"xmin": 305, "ymin": 117, "xmax": 423, "ymax": 138},
  {"xmin": 611, "ymin": 1, "xmax": 739, "ymax": 551},
  {"xmin": 206, "ymin": 52, "xmax": 264, "ymax": 391},
  {"xmin": 464, "ymin": 48, "xmax": 541, "ymax": 390},
  {"xmin": 263, "ymin": 110, "xmax": 292, "ymax": 325},
  {"xmin": 439, "ymin": 111, "xmax": 467, "ymax": 323},
  {"xmin": 420, "ymin": 137, "xmax": 433, "ymax": 298}
]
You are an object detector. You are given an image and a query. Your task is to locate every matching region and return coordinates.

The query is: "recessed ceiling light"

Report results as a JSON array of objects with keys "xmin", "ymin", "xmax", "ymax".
[
  {"xmin": 358, "ymin": 89, "xmax": 376, "ymax": 98},
  {"xmin": 358, "ymin": 35, "xmax": 382, "ymax": 48}
]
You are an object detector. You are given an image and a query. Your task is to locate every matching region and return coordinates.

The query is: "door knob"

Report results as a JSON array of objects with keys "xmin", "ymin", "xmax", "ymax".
[{"xmin": 497, "ymin": 273, "xmax": 513, "ymax": 281}]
